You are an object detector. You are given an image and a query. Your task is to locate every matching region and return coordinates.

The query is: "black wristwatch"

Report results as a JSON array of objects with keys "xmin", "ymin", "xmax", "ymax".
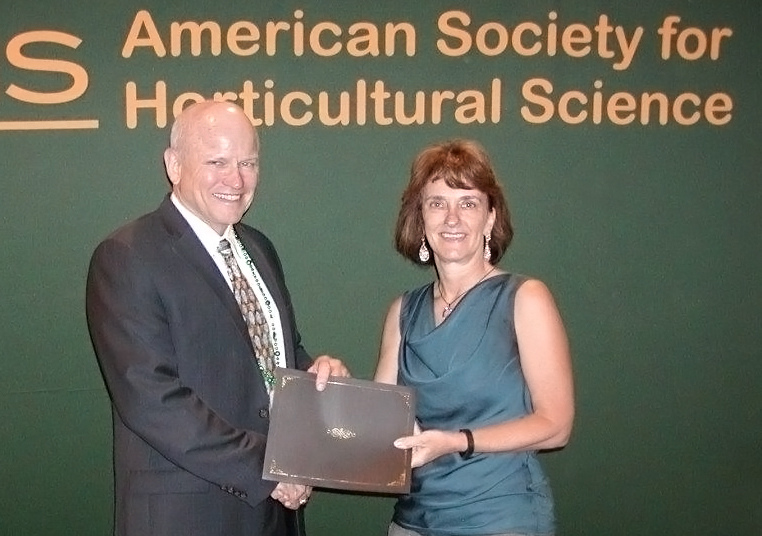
[{"xmin": 459, "ymin": 428, "xmax": 474, "ymax": 459}]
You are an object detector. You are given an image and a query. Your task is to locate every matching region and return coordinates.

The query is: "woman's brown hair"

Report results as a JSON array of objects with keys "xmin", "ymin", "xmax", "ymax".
[{"xmin": 394, "ymin": 139, "xmax": 513, "ymax": 266}]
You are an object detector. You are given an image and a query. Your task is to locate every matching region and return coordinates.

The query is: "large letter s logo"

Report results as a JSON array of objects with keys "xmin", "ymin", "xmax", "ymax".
[{"xmin": 5, "ymin": 31, "xmax": 88, "ymax": 104}]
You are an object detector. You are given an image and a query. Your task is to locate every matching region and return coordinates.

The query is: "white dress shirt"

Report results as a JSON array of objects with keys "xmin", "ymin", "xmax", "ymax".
[{"xmin": 170, "ymin": 194, "xmax": 286, "ymax": 374}]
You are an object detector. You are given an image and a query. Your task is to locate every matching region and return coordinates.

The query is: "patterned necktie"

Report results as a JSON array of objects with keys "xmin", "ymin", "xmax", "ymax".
[{"xmin": 217, "ymin": 239, "xmax": 276, "ymax": 393}]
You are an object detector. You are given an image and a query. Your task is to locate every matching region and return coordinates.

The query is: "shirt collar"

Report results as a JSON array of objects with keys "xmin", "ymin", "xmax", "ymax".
[{"xmin": 170, "ymin": 193, "xmax": 233, "ymax": 256}]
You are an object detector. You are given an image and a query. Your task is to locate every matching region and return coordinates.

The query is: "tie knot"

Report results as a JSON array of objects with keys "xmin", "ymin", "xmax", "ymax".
[{"xmin": 218, "ymin": 239, "xmax": 233, "ymax": 256}]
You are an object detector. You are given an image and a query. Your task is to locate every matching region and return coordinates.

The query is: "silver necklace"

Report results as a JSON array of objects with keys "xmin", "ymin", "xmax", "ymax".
[{"xmin": 438, "ymin": 266, "xmax": 496, "ymax": 318}]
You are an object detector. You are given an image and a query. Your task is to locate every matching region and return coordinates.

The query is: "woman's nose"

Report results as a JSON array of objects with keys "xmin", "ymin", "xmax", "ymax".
[{"xmin": 445, "ymin": 206, "xmax": 460, "ymax": 225}]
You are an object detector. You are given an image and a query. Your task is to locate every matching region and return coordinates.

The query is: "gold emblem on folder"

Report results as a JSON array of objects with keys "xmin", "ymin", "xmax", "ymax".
[{"xmin": 327, "ymin": 427, "xmax": 356, "ymax": 440}]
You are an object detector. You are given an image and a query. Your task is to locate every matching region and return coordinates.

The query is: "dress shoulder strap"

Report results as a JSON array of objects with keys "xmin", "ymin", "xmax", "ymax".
[{"xmin": 398, "ymin": 283, "xmax": 432, "ymax": 339}]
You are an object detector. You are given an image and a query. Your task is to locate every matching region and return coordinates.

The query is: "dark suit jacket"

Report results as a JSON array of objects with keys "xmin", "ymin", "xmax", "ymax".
[{"xmin": 86, "ymin": 196, "xmax": 311, "ymax": 536}]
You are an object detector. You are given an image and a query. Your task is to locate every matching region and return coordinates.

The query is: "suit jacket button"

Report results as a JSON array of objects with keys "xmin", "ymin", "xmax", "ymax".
[{"xmin": 259, "ymin": 408, "xmax": 269, "ymax": 419}]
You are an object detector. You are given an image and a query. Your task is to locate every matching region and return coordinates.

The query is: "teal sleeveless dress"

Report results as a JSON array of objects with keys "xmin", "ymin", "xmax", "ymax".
[{"xmin": 393, "ymin": 274, "xmax": 555, "ymax": 536}]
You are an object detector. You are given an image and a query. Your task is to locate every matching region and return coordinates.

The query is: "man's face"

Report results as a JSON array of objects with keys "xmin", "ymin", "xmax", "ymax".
[{"xmin": 166, "ymin": 105, "xmax": 259, "ymax": 235}]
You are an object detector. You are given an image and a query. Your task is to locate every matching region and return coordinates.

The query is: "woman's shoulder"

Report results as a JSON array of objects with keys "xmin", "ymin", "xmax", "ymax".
[
  {"xmin": 491, "ymin": 273, "xmax": 555, "ymax": 316},
  {"xmin": 496, "ymin": 272, "xmax": 546, "ymax": 291},
  {"xmin": 513, "ymin": 277, "xmax": 560, "ymax": 319},
  {"xmin": 396, "ymin": 281, "xmax": 434, "ymax": 322},
  {"xmin": 488, "ymin": 271, "xmax": 532, "ymax": 292},
  {"xmin": 401, "ymin": 280, "xmax": 434, "ymax": 301}
]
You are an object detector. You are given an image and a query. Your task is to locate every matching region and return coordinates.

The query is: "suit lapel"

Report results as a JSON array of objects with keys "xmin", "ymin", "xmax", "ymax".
[
  {"xmin": 156, "ymin": 197, "xmax": 254, "ymax": 353},
  {"xmin": 154, "ymin": 197, "xmax": 295, "ymax": 371}
]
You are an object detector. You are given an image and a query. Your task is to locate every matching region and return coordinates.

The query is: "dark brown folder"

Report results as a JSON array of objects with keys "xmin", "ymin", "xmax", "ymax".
[{"xmin": 263, "ymin": 368, "xmax": 415, "ymax": 493}]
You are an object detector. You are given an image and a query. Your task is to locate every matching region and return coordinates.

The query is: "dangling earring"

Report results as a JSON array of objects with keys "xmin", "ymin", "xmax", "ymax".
[
  {"xmin": 418, "ymin": 236, "xmax": 430, "ymax": 262},
  {"xmin": 483, "ymin": 233, "xmax": 492, "ymax": 261}
]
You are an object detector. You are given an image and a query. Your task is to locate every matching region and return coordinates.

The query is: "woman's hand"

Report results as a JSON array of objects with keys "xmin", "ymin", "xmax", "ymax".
[{"xmin": 393, "ymin": 427, "xmax": 465, "ymax": 468}]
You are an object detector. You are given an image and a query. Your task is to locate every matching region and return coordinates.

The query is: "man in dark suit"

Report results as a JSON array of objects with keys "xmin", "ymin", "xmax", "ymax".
[{"xmin": 86, "ymin": 100, "xmax": 349, "ymax": 536}]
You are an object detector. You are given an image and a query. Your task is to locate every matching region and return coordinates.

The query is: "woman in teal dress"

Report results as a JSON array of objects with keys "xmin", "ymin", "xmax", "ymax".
[{"xmin": 374, "ymin": 140, "xmax": 574, "ymax": 536}]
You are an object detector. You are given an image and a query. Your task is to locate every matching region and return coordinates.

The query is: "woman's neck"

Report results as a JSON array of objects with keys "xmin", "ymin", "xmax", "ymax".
[{"xmin": 436, "ymin": 260, "xmax": 496, "ymax": 298}]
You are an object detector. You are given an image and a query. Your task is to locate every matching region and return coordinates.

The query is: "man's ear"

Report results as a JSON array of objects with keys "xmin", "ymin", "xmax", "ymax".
[{"xmin": 164, "ymin": 148, "xmax": 180, "ymax": 185}]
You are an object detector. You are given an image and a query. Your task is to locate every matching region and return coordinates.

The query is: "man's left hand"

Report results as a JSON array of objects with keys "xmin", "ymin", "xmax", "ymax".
[{"xmin": 307, "ymin": 355, "xmax": 350, "ymax": 391}]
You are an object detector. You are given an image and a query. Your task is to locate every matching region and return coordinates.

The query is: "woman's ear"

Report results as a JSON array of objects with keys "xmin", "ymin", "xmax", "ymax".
[{"xmin": 485, "ymin": 207, "xmax": 496, "ymax": 235}]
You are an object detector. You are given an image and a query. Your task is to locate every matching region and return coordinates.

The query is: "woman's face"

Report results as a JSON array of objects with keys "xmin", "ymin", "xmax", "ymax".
[{"xmin": 421, "ymin": 179, "xmax": 495, "ymax": 267}]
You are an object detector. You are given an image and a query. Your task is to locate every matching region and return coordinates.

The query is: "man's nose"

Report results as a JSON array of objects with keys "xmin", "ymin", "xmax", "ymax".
[{"xmin": 223, "ymin": 165, "xmax": 244, "ymax": 188}]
